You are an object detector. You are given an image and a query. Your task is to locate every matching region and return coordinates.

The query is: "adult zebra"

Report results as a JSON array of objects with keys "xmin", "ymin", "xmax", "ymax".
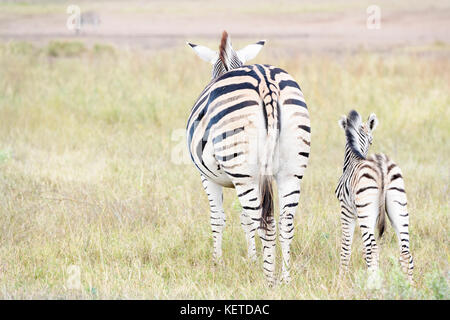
[
  {"xmin": 336, "ymin": 110, "xmax": 413, "ymax": 283},
  {"xmin": 186, "ymin": 31, "xmax": 310, "ymax": 285}
]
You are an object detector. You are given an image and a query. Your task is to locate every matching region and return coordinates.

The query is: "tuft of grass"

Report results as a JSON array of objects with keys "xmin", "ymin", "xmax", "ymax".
[
  {"xmin": 46, "ymin": 41, "xmax": 87, "ymax": 58},
  {"xmin": 384, "ymin": 259, "xmax": 415, "ymax": 299},
  {"xmin": 423, "ymin": 267, "xmax": 450, "ymax": 300},
  {"xmin": 92, "ymin": 44, "xmax": 116, "ymax": 56},
  {"xmin": 0, "ymin": 149, "xmax": 12, "ymax": 164},
  {"xmin": 3, "ymin": 41, "xmax": 36, "ymax": 55},
  {"xmin": 0, "ymin": 41, "xmax": 448, "ymax": 299}
]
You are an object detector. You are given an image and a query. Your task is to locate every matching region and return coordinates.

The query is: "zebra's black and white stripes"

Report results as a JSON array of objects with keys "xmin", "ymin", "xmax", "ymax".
[
  {"xmin": 187, "ymin": 31, "xmax": 310, "ymax": 285},
  {"xmin": 335, "ymin": 110, "xmax": 413, "ymax": 282}
]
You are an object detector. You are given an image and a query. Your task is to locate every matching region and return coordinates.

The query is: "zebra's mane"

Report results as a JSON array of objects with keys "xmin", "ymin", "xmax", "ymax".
[
  {"xmin": 345, "ymin": 110, "xmax": 365, "ymax": 160},
  {"xmin": 219, "ymin": 31, "xmax": 231, "ymax": 71},
  {"xmin": 219, "ymin": 30, "xmax": 242, "ymax": 72}
]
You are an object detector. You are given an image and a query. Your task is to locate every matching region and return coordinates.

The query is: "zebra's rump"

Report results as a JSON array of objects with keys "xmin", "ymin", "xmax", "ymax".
[
  {"xmin": 186, "ymin": 64, "xmax": 310, "ymax": 186},
  {"xmin": 336, "ymin": 153, "xmax": 406, "ymax": 211}
]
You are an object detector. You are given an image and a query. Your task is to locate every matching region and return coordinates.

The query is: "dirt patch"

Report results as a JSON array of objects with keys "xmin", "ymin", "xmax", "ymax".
[{"xmin": 0, "ymin": 0, "xmax": 449, "ymax": 54}]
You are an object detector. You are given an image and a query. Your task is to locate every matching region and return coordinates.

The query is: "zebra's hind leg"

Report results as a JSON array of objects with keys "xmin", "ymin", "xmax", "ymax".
[
  {"xmin": 237, "ymin": 185, "xmax": 259, "ymax": 261},
  {"xmin": 240, "ymin": 211, "xmax": 257, "ymax": 261},
  {"xmin": 338, "ymin": 203, "xmax": 356, "ymax": 278},
  {"xmin": 237, "ymin": 183, "xmax": 276, "ymax": 285},
  {"xmin": 277, "ymin": 177, "xmax": 301, "ymax": 284},
  {"xmin": 201, "ymin": 175, "xmax": 225, "ymax": 263},
  {"xmin": 258, "ymin": 215, "xmax": 277, "ymax": 286},
  {"xmin": 386, "ymin": 177, "xmax": 414, "ymax": 283}
]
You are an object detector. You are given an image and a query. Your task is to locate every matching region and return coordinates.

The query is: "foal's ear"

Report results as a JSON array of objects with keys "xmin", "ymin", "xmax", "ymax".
[
  {"xmin": 187, "ymin": 42, "xmax": 218, "ymax": 64},
  {"xmin": 368, "ymin": 113, "xmax": 378, "ymax": 131},
  {"xmin": 236, "ymin": 40, "xmax": 265, "ymax": 64},
  {"xmin": 338, "ymin": 115, "xmax": 347, "ymax": 130}
]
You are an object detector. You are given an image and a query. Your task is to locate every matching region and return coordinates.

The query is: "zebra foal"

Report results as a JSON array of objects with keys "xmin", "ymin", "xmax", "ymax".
[
  {"xmin": 335, "ymin": 110, "xmax": 413, "ymax": 283},
  {"xmin": 186, "ymin": 31, "xmax": 311, "ymax": 285}
]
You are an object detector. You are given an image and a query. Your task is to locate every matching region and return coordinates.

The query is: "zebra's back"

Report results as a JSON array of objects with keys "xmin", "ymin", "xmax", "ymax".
[{"xmin": 186, "ymin": 64, "xmax": 310, "ymax": 187}]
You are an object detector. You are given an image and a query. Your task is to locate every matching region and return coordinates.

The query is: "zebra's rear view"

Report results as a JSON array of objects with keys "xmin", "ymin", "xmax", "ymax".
[
  {"xmin": 335, "ymin": 110, "xmax": 413, "ymax": 283},
  {"xmin": 186, "ymin": 31, "xmax": 311, "ymax": 285}
]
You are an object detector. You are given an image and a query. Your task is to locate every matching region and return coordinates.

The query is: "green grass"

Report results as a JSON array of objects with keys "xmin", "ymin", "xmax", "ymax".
[
  {"xmin": 0, "ymin": 41, "xmax": 448, "ymax": 299},
  {"xmin": 46, "ymin": 41, "xmax": 87, "ymax": 57}
]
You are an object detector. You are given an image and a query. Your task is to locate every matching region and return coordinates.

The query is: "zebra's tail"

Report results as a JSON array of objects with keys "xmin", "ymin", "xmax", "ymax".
[
  {"xmin": 377, "ymin": 185, "xmax": 386, "ymax": 238},
  {"xmin": 376, "ymin": 155, "xmax": 387, "ymax": 238},
  {"xmin": 260, "ymin": 176, "xmax": 274, "ymax": 231},
  {"xmin": 259, "ymin": 84, "xmax": 280, "ymax": 231}
]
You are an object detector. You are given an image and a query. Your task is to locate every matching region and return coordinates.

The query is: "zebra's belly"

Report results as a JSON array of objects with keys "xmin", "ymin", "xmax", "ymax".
[
  {"xmin": 208, "ymin": 172, "xmax": 234, "ymax": 188},
  {"xmin": 198, "ymin": 137, "xmax": 235, "ymax": 187},
  {"xmin": 195, "ymin": 109, "xmax": 266, "ymax": 187}
]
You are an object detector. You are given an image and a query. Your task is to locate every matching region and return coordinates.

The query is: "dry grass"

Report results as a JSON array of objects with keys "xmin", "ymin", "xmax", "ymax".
[{"xmin": 0, "ymin": 41, "xmax": 448, "ymax": 299}]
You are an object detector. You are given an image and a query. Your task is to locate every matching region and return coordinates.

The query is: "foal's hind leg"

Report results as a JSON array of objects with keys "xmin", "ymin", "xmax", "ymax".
[
  {"xmin": 338, "ymin": 202, "xmax": 356, "ymax": 277},
  {"xmin": 386, "ymin": 169, "xmax": 414, "ymax": 282},
  {"xmin": 355, "ymin": 191, "xmax": 384, "ymax": 289},
  {"xmin": 355, "ymin": 194, "xmax": 381, "ymax": 273}
]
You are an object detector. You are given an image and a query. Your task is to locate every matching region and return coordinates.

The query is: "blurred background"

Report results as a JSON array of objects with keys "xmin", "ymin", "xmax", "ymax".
[
  {"xmin": 1, "ymin": 0, "xmax": 449, "ymax": 54},
  {"xmin": 0, "ymin": 0, "xmax": 448, "ymax": 299}
]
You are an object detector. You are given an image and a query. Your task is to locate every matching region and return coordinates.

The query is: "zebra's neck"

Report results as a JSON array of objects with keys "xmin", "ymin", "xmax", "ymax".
[{"xmin": 342, "ymin": 143, "xmax": 365, "ymax": 173}]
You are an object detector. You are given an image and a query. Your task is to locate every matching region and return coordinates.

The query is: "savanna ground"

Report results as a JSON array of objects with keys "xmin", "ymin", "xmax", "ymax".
[{"xmin": 0, "ymin": 0, "xmax": 449, "ymax": 299}]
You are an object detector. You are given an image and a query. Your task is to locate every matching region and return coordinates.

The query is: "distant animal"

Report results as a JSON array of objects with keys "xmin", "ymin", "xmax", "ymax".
[
  {"xmin": 335, "ymin": 110, "xmax": 413, "ymax": 282},
  {"xmin": 80, "ymin": 11, "xmax": 101, "ymax": 27},
  {"xmin": 186, "ymin": 31, "xmax": 311, "ymax": 285},
  {"xmin": 75, "ymin": 11, "xmax": 101, "ymax": 34}
]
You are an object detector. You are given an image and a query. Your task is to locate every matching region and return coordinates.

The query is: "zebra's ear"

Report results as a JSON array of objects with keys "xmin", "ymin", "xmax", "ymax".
[
  {"xmin": 368, "ymin": 113, "xmax": 378, "ymax": 131},
  {"xmin": 338, "ymin": 115, "xmax": 347, "ymax": 130},
  {"xmin": 187, "ymin": 42, "xmax": 218, "ymax": 64},
  {"xmin": 236, "ymin": 40, "xmax": 265, "ymax": 64}
]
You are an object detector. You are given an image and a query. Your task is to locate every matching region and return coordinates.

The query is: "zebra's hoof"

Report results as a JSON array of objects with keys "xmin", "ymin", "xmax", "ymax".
[
  {"xmin": 280, "ymin": 275, "xmax": 291, "ymax": 285},
  {"xmin": 265, "ymin": 276, "xmax": 277, "ymax": 288}
]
